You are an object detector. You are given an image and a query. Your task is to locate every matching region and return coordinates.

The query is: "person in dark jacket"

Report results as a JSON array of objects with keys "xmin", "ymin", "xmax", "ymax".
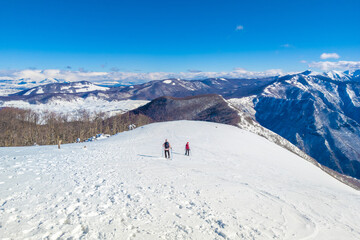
[
  {"xmin": 163, "ymin": 139, "xmax": 171, "ymax": 158},
  {"xmin": 185, "ymin": 142, "xmax": 190, "ymax": 156}
]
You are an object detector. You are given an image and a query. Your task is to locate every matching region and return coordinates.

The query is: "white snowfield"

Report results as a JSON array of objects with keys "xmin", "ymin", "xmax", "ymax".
[
  {"xmin": 0, "ymin": 99, "xmax": 149, "ymax": 121},
  {"xmin": 0, "ymin": 121, "xmax": 359, "ymax": 239}
]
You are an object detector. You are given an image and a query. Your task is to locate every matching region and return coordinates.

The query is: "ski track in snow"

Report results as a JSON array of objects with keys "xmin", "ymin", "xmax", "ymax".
[{"xmin": 0, "ymin": 121, "xmax": 360, "ymax": 239}]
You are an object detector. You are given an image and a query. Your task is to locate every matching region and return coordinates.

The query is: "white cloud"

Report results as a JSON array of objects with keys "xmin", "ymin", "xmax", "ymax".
[
  {"xmin": 5, "ymin": 69, "xmax": 108, "ymax": 82},
  {"xmin": 309, "ymin": 61, "xmax": 360, "ymax": 71},
  {"xmin": 300, "ymin": 60, "xmax": 307, "ymax": 64},
  {"xmin": 281, "ymin": 44, "xmax": 291, "ymax": 48},
  {"xmin": 235, "ymin": 25, "xmax": 244, "ymax": 31},
  {"xmin": 0, "ymin": 68, "xmax": 285, "ymax": 86},
  {"xmin": 320, "ymin": 53, "xmax": 340, "ymax": 60}
]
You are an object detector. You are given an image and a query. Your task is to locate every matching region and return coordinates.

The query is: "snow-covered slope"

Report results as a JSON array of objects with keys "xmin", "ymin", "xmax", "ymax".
[
  {"xmin": 0, "ymin": 121, "xmax": 359, "ymax": 239},
  {"xmin": 0, "ymin": 98, "xmax": 149, "ymax": 121}
]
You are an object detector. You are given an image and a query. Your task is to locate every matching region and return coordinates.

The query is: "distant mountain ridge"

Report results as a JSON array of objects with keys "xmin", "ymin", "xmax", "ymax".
[
  {"xmin": 0, "ymin": 77, "xmax": 66, "ymax": 96},
  {"xmin": 14, "ymin": 81, "xmax": 109, "ymax": 96},
  {"xmin": 0, "ymin": 77, "xmax": 276, "ymax": 103},
  {"xmin": 1, "ymin": 70, "xmax": 360, "ymax": 102}
]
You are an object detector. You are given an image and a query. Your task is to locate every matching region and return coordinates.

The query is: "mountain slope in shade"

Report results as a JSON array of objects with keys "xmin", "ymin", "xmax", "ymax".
[
  {"xmin": 0, "ymin": 121, "xmax": 359, "ymax": 239},
  {"xmin": 131, "ymin": 94, "xmax": 241, "ymax": 125}
]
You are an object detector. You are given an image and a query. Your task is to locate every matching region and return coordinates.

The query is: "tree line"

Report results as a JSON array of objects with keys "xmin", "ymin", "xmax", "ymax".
[{"xmin": 0, "ymin": 107, "xmax": 152, "ymax": 147}]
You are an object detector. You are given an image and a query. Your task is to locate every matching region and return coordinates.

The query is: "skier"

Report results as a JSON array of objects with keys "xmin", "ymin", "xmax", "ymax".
[
  {"xmin": 163, "ymin": 139, "xmax": 171, "ymax": 159},
  {"xmin": 185, "ymin": 142, "xmax": 190, "ymax": 156}
]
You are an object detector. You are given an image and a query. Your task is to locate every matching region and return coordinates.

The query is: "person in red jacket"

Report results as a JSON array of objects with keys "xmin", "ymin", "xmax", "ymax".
[{"xmin": 185, "ymin": 142, "xmax": 190, "ymax": 156}]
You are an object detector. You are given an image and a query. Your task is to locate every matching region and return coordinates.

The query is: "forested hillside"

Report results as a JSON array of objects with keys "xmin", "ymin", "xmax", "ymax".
[{"xmin": 0, "ymin": 107, "xmax": 152, "ymax": 146}]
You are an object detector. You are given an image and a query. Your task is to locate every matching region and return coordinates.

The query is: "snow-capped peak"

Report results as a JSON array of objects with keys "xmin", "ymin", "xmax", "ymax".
[
  {"xmin": 320, "ymin": 69, "xmax": 360, "ymax": 81},
  {"xmin": 17, "ymin": 81, "xmax": 109, "ymax": 96},
  {"xmin": 323, "ymin": 70, "xmax": 347, "ymax": 80}
]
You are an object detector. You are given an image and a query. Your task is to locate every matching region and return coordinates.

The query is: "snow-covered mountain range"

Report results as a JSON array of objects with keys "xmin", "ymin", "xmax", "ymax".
[
  {"xmin": 0, "ymin": 81, "xmax": 149, "ymax": 120},
  {"xmin": 1, "ymin": 121, "xmax": 359, "ymax": 239},
  {"xmin": 0, "ymin": 78, "xmax": 66, "ymax": 96},
  {"xmin": 0, "ymin": 77, "xmax": 276, "ymax": 102},
  {"xmin": 1, "ymin": 70, "xmax": 360, "ymax": 180},
  {"xmin": 16, "ymin": 81, "xmax": 110, "ymax": 96},
  {"xmin": 230, "ymin": 70, "xmax": 360, "ymax": 179}
]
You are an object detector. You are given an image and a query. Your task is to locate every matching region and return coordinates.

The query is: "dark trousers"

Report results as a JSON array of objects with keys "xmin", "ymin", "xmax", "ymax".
[
  {"xmin": 185, "ymin": 149, "xmax": 190, "ymax": 156},
  {"xmin": 165, "ymin": 149, "xmax": 170, "ymax": 158}
]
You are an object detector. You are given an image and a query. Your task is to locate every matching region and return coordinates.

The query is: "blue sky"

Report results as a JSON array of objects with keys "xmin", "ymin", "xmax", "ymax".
[{"xmin": 0, "ymin": 0, "xmax": 359, "ymax": 73}]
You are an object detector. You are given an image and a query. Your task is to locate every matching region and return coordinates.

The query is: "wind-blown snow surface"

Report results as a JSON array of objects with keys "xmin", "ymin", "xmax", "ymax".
[{"xmin": 0, "ymin": 121, "xmax": 359, "ymax": 239}]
